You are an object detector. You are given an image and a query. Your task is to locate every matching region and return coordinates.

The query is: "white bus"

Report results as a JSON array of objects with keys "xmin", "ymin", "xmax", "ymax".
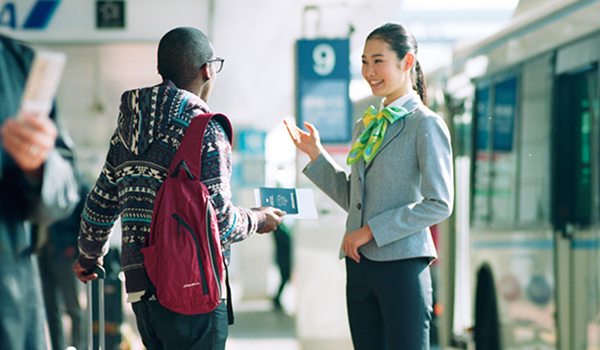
[{"xmin": 440, "ymin": 1, "xmax": 600, "ymax": 349}]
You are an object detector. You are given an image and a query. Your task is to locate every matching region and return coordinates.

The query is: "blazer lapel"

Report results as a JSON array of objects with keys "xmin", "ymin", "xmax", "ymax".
[
  {"xmin": 364, "ymin": 95, "xmax": 422, "ymax": 170},
  {"xmin": 353, "ymin": 122, "xmax": 367, "ymax": 182},
  {"xmin": 356, "ymin": 156, "xmax": 366, "ymax": 182},
  {"xmin": 364, "ymin": 118, "xmax": 405, "ymax": 170}
]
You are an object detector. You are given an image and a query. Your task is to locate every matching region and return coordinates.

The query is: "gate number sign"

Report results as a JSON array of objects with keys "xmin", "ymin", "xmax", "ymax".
[{"xmin": 296, "ymin": 38, "xmax": 352, "ymax": 143}]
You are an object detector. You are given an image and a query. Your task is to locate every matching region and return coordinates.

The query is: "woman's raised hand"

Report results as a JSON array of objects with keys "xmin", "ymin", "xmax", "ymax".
[{"xmin": 283, "ymin": 120, "xmax": 324, "ymax": 162}]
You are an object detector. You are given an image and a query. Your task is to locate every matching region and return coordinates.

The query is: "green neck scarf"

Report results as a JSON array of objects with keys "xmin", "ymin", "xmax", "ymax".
[{"xmin": 347, "ymin": 105, "xmax": 409, "ymax": 165}]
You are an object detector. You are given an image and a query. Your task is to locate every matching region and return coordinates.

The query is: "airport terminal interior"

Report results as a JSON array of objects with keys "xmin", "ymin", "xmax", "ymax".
[{"xmin": 6, "ymin": 0, "xmax": 600, "ymax": 349}]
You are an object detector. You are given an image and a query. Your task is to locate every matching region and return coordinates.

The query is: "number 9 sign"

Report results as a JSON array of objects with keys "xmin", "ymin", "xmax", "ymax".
[{"xmin": 312, "ymin": 43, "xmax": 336, "ymax": 76}]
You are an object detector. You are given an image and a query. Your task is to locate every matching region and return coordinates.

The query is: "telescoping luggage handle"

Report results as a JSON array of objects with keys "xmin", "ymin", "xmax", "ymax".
[{"xmin": 85, "ymin": 265, "xmax": 106, "ymax": 350}]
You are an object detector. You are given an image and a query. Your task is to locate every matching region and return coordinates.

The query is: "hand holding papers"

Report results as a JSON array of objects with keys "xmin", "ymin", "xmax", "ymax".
[
  {"xmin": 256, "ymin": 187, "xmax": 318, "ymax": 219},
  {"xmin": 0, "ymin": 49, "xmax": 64, "ymax": 178},
  {"xmin": 18, "ymin": 50, "xmax": 66, "ymax": 120}
]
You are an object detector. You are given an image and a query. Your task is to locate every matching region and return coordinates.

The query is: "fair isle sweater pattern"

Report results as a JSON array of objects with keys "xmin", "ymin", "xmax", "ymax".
[{"xmin": 78, "ymin": 81, "xmax": 263, "ymax": 294}]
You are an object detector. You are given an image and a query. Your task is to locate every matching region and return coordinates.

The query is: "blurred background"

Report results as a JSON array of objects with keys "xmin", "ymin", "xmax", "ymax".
[{"xmin": 5, "ymin": 0, "xmax": 600, "ymax": 349}]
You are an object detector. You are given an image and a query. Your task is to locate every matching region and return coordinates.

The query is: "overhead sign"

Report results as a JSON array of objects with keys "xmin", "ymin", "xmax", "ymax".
[
  {"xmin": 296, "ymin": 38, "xmax": 352, "ymax": 143},
  {"xmin": 0, "ymin": 0, "xmax": 208, "ymax": 43},
  {"xmin": 0, "ymin": 0, "xmax": 60, "ymax": 30},
  {"xmin": 96, "ymin": 0, "xmax": 125, "ymax": 29}
]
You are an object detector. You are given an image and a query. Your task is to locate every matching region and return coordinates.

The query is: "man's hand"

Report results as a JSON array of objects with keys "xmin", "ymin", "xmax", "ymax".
[
  {"xmin": 0, "ymin": 113, "xmax": 57, "ymax": 179},
  {"xmin": 72, "ymin": 259, "xmax": 98, "ymax": 284},
  {"xmin": 257, "ymin": 206, "xmax": 286, "ymax": 233}
]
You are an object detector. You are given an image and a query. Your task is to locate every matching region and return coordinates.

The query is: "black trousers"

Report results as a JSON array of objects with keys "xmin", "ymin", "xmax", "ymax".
[
  {"xmin": 346, "ymin": 256, "xmax": 432, "ymax": 350},
  {"xmin": 132, "ymin": 299, "xmax": 228, "ymax": 350}
]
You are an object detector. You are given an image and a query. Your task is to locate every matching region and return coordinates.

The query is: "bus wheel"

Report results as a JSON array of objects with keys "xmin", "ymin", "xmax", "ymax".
[{"xmin": 474, "ymin": 263, "xmax": 500, "ymax": 350}]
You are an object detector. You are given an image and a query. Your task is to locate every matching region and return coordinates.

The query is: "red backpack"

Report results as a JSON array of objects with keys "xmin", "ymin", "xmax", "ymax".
[{"xmin": 142, "ymin": 113, "xmax": 233, "ymax": 321}]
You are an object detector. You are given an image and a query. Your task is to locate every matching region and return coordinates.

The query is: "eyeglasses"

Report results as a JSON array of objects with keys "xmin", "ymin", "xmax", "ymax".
[{"xmin": 203, "ymin": 57, "xmax": 225, "ymax": 73}]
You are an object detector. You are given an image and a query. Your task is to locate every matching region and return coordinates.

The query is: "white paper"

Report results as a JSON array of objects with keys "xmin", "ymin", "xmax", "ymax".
[
  {"xmin": 255, "ymin": 188, "xmax": 318, "ymax": 219},
  {"xmin": 19, "ymin": 50, "xmax": 67, "ymax": 119}
]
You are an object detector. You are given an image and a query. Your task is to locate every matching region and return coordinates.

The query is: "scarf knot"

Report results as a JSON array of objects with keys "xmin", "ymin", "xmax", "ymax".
[{"xmin": 347, "ymin": 105, "xmax": 408, "ymax": 165}]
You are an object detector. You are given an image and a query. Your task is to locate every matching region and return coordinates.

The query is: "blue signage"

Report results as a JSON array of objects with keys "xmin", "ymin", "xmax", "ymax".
[
  {"xmin": 234, "ymin": 129, "xmax": 266, "ymax": 189},
  {"xmin": 0, "ymin": 1, "xmax": 60, "ymax": 30},
  {"xmin": 296, "ymin": 38, "xmax": 352, "ymax": 143},
  {"xmin": 237, "ymin": 129, "xmax": 266, "ymax": 156}
]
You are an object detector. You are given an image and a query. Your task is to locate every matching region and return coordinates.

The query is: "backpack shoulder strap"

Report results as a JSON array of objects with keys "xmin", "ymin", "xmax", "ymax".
[
  {"xmin": 168, "ymin": 113, "xmax": 233, "ymax": 179},
  {"xmin": 211, "ymin": 113, "xmax": 233, "ymax": 145}
]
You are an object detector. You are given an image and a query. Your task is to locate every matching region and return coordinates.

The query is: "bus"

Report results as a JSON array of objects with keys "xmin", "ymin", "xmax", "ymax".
[{"xmin": 439, "ymin": 1, "xmax": 600, "ymax": 349}]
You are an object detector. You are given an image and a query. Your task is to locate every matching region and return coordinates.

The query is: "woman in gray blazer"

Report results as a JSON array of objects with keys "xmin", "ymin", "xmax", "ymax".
[{"xmin": 285, "ymin": 23, "xmax": 453, "ymax": 349}]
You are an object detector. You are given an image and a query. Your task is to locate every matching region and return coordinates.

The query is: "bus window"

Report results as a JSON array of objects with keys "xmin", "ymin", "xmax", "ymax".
[
  {"xmin": 472, "ymin": 76, "xmax": 519, "ymax": 226},
  {"xmin": 472, "ymin": 86, "xmax": 492, "ymax": 225},
  {"xmin": 491, "ymin": 77, "xmax": 518, "ymax": 223},
  {"xmin": 552, "ymin": 66, "xmax": 597, "ymax": 230},
  {"xmin": 518, "ymin": 56, "xmax": 553, "ymax": 224}
]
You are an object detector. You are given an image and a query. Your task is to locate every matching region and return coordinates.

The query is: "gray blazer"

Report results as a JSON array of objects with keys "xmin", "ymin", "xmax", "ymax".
[{"xmin": 303, "ymin": 94, "xmax": 453, "ymax": 261}]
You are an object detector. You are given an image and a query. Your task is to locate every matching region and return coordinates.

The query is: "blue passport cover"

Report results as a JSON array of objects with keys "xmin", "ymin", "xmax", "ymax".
[{"xmin": 259, "ymin": 187, "xmax": 298, "ymax": 214}]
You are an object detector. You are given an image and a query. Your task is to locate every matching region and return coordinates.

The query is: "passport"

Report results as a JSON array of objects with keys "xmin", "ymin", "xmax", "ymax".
[{"xmin": 259, "ymin": 187, "xmax": 299, "ymax": 214}]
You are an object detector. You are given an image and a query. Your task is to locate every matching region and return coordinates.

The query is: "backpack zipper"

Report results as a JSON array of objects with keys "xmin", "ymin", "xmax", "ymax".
[
  {"xmin": 206, "ymin": 204, "xmax": 223, "ymax": 300},
  {"xmin": 172, "ymin": 213, "xmax": 209, "ymax": 295}
]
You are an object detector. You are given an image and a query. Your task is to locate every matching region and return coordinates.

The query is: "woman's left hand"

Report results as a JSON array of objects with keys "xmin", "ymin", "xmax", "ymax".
[
  {"xmin": 283, "ymin": 120, "xmax": 324, "ymax": 162},
  {"xmin": 343, "ymin": 225, "xmax": 374, "ymax": 263}
]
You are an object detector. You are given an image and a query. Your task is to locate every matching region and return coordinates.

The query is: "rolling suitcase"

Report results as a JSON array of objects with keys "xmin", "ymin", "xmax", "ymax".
[
  {"xmin": 86, "ymin": 265, "xmax": 106, "ymax": 350},
  {"xmin": 85, "ymin": 248, "xmax": 124, "ymax": 350}
]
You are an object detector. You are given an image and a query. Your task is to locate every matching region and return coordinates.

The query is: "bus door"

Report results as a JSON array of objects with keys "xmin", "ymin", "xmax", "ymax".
[{"xmin": 553, "ymin": 64, "xmax": 600, "ymax": 350}]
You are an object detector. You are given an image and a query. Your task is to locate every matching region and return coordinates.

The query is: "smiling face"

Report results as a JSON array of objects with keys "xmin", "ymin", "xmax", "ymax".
[{"xmin": 361, "ymin": 38, "xmax": 414, "ymax": 105}]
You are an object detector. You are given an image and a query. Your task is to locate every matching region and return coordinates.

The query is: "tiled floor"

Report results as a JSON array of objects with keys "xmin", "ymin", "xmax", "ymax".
[
  {"xmin": 116, "ymin": 297, "xmax": 444, "ymax": 350},
  {"xmin": 122, "ymin": 298, "xmax": 298, "ymax": 350},
  {"xmin": 226, "ymin": 299, "xmax": 299, "ymax": 350}
]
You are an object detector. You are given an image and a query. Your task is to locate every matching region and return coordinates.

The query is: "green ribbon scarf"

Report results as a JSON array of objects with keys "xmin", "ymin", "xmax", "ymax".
[{"xmin": 347, "ymin": 105, "xmax": 409, "ymax": 165}]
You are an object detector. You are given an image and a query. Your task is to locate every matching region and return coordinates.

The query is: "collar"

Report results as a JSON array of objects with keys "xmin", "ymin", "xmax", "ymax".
[
  {"xmin": 159, "ymin": 79, "xmax": 211, "ymax": 113},
  {"xmin": 381, "ymin": 90, "xmax": 419, "ymax": 110}
]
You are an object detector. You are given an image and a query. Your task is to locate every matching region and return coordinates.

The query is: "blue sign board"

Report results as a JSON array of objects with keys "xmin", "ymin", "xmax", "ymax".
[
  {"xmin": 296, "ymin": 38, "xmax": 352, "ymax": 143},
  {"xmin": 234, "ymin": 129, "xmax": 266, "ymax": 188},
  {"xmin": 0, "ymin": 1, "xmax": 60, "ymax": 29},
  {"xmin": 237, "ymin": 129, "xmax": 266, "ymax": 156}
]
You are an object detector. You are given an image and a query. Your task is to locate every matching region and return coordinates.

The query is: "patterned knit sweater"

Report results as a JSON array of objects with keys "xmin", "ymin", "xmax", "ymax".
[{"xmin": 77, "ymin": 80, "xmax": 266, "ymax": 294}]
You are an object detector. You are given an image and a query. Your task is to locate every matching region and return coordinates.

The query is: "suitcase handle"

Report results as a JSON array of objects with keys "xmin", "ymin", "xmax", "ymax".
[
  {"xmin": 84, "ymin": 265, "xmax": 106, "ymax": 279},
  {"xmin": 87, "ymin": 265, "xmax": 106, "ymax": 350}
]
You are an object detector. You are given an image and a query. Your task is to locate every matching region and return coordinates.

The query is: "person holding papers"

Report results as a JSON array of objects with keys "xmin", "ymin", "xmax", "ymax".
[
  {"xmin": 0, "ymin": 34, "xmax": 79, "ymax": 350},
  {"xmin": 72, "ymin": 27, "xmax": 285, "ymax": 349},
  {"xmin": 285, "ymin": 23, "xmax": 453, "ymax": 349}
]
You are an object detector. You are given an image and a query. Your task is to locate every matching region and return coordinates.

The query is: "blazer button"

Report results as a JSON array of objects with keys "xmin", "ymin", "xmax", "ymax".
[{"xmin": 356, "ymin": 203, "xmax": 362, "ymax": 210}]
